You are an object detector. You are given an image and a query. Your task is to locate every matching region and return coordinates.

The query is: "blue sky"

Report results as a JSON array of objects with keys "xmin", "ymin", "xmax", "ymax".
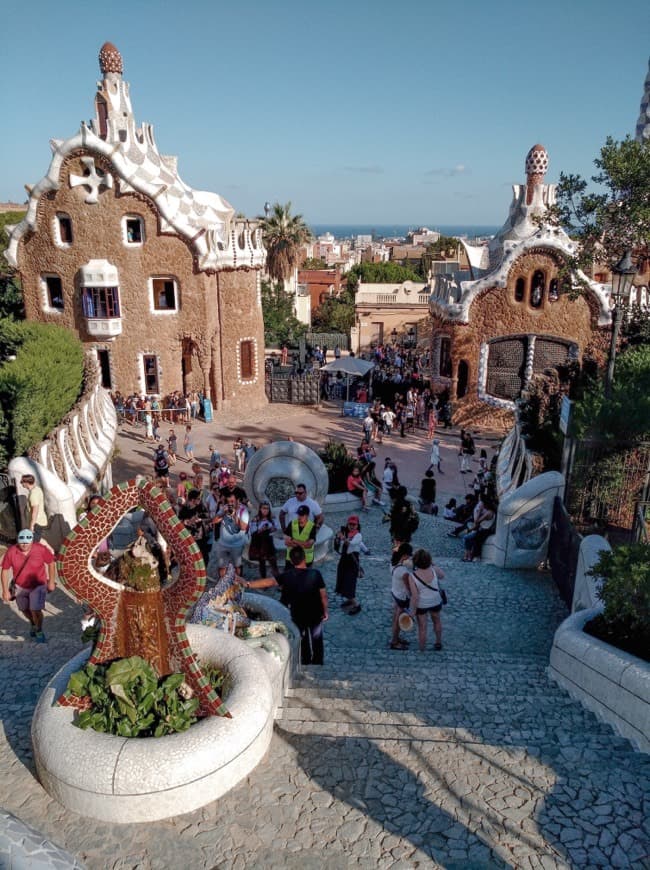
[{"xmin": 1, "ymin": 0, "xmax": 648, "ymax": 226}]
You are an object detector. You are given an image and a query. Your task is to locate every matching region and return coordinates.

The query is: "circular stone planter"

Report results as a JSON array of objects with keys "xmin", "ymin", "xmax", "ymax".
[{"xmin": 32, "ymin": 625, "xmax": 276, "ymax": 823}]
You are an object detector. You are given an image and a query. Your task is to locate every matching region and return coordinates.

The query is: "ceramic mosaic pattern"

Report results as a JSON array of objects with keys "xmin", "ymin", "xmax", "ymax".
[{"xmin": 56, "ymin": 479, "xmax": 228, "ymax": 717}]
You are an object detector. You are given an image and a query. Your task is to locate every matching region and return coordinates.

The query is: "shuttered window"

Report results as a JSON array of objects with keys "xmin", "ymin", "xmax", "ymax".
[{"xmin": 240, "ymin": 340, "xmax": 254, "ymax": 380}]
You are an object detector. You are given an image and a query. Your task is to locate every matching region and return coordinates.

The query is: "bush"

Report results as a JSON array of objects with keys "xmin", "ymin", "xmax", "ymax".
[
  {"xmin": 585, "ymin": 543, "xmax": 650, "ymax": 661},
  {"xmin": 0, "ymin": 321, "xmax": 83, "ymax": 466},
  {"xmin": 318, "ymin": 440, "xmax": 355, "ymax": 493}
]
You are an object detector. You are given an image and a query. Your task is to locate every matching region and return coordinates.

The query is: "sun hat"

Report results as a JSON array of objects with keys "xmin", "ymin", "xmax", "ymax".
[
  {"xmin": 398, "ymin": 611, "xmax": 414, "ymax": 632},
  {"xmin": 17, "ymin": 529, "xmax": 34, "ymax": 543}
]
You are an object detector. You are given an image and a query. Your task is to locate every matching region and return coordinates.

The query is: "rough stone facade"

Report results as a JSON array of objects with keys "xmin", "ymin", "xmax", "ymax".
[
  {"xmin": 428, "ymin": 145, "xmax": 612, "ymax": 432},
  {"xmin": 6, "ymin": 44, "xmax": 267, "ymax": 413}
]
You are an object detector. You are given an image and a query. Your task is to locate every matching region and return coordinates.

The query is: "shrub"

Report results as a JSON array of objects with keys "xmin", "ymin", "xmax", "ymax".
[
  {"xmin": 585, "ymin": 543, "xmax": 650, "ymax": 661},
  {"xmin": 0, "ymin": 321, "xmax": 83, "ymax": 466},
  {"xmin": 318, "ymin": 439, "xmax": 355, "ymax": 493}
]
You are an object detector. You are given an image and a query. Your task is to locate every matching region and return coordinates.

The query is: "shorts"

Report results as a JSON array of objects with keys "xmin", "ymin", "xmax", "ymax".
[
  {"xmin": 416, "ymin": 604, "xmax": 442, "ymax": 615},
  {"xmin": 214, "ymin": 542, "xmax": 244, "ymax": 568},
  {"xmin": 15, "ymin": 585, "xmax": 47, "ymax": 612},
  {"xmin": 392, "ymin": 593, "xmax": 409, "ymax": 609}
]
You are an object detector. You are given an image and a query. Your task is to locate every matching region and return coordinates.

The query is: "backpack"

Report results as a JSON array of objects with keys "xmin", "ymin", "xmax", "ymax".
[{"xmin": 404, "ymin": 506, "xmax": 419, "ymax": 535}]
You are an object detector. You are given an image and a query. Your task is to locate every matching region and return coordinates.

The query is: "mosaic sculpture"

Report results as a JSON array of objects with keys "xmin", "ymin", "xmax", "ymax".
[{"xmin": 56, "ymin": 479, "xmax": 228, "ymax": 717}]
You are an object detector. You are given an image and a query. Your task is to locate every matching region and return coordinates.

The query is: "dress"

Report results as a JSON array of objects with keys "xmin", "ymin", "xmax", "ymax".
[{"xmin": 335, "ymin": 531, "xmax": 368, "ymax": 599}]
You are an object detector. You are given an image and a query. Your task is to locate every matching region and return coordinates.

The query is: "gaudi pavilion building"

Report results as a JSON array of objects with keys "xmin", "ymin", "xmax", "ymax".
[
  {"xmin": 5, "ymin": 43, "xmax": 267, "ymax": 413},
  {"xmin": 427, "ymin": 144, "xmax": 612, "ymax": 430}
]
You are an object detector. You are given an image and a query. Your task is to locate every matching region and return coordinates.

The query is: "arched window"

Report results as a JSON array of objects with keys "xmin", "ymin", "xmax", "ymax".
[
  {"xmin": 514, "ymin": 277, "xmax": 525, "ymax": 302},
  {"xmin": 530, "ymin": 271, "xmax": 545, "ymax": 308},
  {"xmin": 95, "ymin": 95, "xmax": 108, "ymax": 139},
  {"xmin": 548, "ymin": 278, "xmax": 559, "ymax": 301}
]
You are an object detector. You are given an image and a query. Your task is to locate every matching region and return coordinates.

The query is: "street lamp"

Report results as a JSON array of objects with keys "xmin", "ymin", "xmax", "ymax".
[{"xmin": 605, "ymin": 249, "xmax": 636, "ymax": 398}]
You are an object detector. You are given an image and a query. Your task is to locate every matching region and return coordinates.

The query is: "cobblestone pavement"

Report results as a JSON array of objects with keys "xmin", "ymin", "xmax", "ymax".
[{"xmin": 1, "ymin": 414, "xmax": 649, "ymax": 868}]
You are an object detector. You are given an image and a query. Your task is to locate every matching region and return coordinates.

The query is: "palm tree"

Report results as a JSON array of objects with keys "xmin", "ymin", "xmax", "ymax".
[{"xmin": 258, "ymin": 202, "xmax": 312, "ymax": 284}]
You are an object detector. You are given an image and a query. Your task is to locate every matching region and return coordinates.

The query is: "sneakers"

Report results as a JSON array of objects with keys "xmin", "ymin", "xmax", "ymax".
[
  {"xmin": 29, "ymin": 626, "xmax": 37, "ymax": 638},
  {"xmin": 434, "ymin": 642, "xmax": 443, "ymax": 651},
  {"xmin": 347, "ymin": 604, "xmax": 362, "ymax": 615},
  {"xmin": 389, "ymin": 640, "xmax": 408, "ymax": 650},
  {"xmin": 35, "ymin": 631, "xmax": 47, "ymax": 644}
]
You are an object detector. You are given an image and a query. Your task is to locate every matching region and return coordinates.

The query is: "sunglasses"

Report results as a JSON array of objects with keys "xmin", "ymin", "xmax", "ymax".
[{"xmin": 295, "ymin": 490, "xmax": 306, "ymax": 495}]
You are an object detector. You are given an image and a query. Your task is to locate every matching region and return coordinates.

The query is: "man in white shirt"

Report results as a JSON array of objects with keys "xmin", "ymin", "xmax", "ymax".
[{"xmin": 280, "ymin": 484, "xmax": 323, "ymax": 534}]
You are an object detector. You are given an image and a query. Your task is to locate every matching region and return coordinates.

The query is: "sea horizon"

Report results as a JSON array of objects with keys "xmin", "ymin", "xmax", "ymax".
[{"xmin": 309, "ymin": 223, "xmax": 499, "ymax": 241}]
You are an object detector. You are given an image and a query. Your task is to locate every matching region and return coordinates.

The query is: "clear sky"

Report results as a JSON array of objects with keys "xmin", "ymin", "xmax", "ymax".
[{"xmin": 1, "ymin": 0, "xmax": 648, "ymax": 226}]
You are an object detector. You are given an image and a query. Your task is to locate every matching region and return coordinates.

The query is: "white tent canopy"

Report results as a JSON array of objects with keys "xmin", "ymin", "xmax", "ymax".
[{"xmin": 321, "ymin": 357, "xmax": 374, "ymax": 402}]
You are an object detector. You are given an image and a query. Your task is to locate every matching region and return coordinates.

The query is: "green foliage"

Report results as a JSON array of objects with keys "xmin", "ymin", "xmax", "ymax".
[
  {"xmin": 117, "ymin": 549, "xmax": 161, "ymax": 591},
  {"xmin": 318, "ymin": 440, "xmax": 355, "ymax": 493},
  {"xmin": 311, "ymin": 286, "xmax": 355, "ymax": 334},
  {"xmin": 588, "ymin": 544, "xmax": 650, "ymax": 659},
  {"xmin": 0, "ymin": 211, "xmax": 26, "ymax": 319},
  {"xmin": 66, "ymin": 656, "xmax": 201, "ymax": 738},
  {"xmin": 259, "ymin": 202, "xmax": 312, "ymax": 284},
  {"xmin": 261, "ymin": 280, "xmax": 307, "ymax": 347},
  {"xmin": 550, "ymin": 136, "xmax": 650, "ymax": 273},
  {"xmin": 301, "ymin": 257, "xmax": 327, "ymax": 270},
  {"xmin": 0, "ymin": 321, "xmax": 84, "ymax": 467},
  {"xmin": 346, "ymin": 261, "xmax": 421, "ymax": 290},
  {"xmin": 571, "ymin": 345, "xmax": 650, "ymax": 442}
]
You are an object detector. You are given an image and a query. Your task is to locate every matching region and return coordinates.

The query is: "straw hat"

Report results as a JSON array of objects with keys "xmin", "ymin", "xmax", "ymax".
[{"xmin": 398, "ymin": 612, "xmax": 414, "ymax": 632}]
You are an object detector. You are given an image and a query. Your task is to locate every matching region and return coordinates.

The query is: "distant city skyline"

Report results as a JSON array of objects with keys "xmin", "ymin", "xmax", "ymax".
[{"xmin": 1, "ymin": 0, "xmax": 648, "ymax": 225}]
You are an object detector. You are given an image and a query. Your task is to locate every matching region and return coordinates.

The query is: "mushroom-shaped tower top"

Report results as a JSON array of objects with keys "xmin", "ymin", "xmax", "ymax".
[
  {"xmin": 525, "ymin": 144, "xmax": 548, "ymax": 180},
  {"xmin": 99, "ymin": 42, "xmax": 123, "ymax": 75}
]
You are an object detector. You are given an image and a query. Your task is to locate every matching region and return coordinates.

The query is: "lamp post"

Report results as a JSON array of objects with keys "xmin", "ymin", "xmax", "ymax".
[{"xmin": 605, "ymin": 250, "xmax": 636, "ymax": 398}]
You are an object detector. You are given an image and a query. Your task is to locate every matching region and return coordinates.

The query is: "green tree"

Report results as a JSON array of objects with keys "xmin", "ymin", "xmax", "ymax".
[
  {"xmin": 550, "ymin": 136, "xmax": 650, "ymax": 272},
  {"xmin": 301, "ymin": 257, "xmax": 327, "ymax": 270},
  {"xmin": 311, "ymin": 286, "xmax": 355, "ymax": 334},
  {"xmin": 346, "ymin": 261, "xmax": 421, "ymax": 291},
  {"xmin": 260, "ymin": 280, "xmax": 307, "ymax": 346},
  {"xmin": 258, "ymin": 202, "xmax": 312, "ymax": 284}
]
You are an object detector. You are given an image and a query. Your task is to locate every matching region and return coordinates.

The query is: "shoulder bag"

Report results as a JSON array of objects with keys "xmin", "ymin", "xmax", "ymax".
[{"xmin": 412, "ymin": 569, "xmax": 448, "ymax": 606}]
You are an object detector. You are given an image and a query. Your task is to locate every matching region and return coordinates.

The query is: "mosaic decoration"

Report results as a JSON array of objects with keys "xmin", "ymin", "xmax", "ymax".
[
  {"xmin": 56, "ymin": 479, "xmax": 228, "ymax": 717},
  {"xmin": 510, "ymin": 513, "xmax": 550, "ymax": 550}
]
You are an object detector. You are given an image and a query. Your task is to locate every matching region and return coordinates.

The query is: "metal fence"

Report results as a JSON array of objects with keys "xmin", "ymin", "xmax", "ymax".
[
  {"xmin": 548, "ymin": 496, "xmax": 582, "ymax": 608},
  {"xmin": 305, "ymin": 333, "xmax": 348, "ymax": 351},
  {"xmin": 565, "ymin": 439, "xmax": 650, "ymax": 540},
  {"xmin": 265, "ymin": 367, "xmax": 321, "ymax": 405}
]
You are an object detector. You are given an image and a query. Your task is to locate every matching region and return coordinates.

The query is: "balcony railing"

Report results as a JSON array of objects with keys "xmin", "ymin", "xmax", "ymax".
[
  {"xmin": 356, "ymin": 293, "xmax": 431, "ymax": 306},
  {"xmin": 85, "ymin": 317, "xmax": 122, "ymax": 338}
]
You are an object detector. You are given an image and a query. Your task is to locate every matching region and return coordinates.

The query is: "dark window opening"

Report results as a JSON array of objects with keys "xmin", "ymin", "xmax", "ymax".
[
  {"xmin": 439, "ymin": 337, "xmax": 452, "ymax": 377},
  {"xmin": 152, "ymin": 278, "xmax": 177, "ymax": 310},
  {"xmin": 96, "ymin": 96, "xmax": 108, "ymax": 139},
  {"xmin": 45, "ymin": 276, "xmax": 64, "ymax": 310},
  {"xmin": 57, "ymin": 215, "xmax": 73, "ymax": 244},
  {"xmin": 530, "ymin": 271, "xmax": 545, "ymax": 308},
  {"xmin": 240, "ymin": 341, "xmax": 254, "ymax": 380},
  {"xmin": 97, "ymin": 349, "xmax": 112, "ymax": 389},
  {"xmin": 456, "ymin": 360, "xmax": 469, "ymax": 398},
  {"xmin": 549, "ymin": 278, "xmax": 559, "ymax": 301},
  {"xmin": 82, "ymin": 286, "xmax": 120, "ymax": 318},
  {"xmin": 126, "ymin": 217, "xmax": 143, "ymax": 244},
  {"xmin": 143, "ymin": 355, "xmax": 159, "ymax": 393},
  {"xmin": 514, "ymin": 277, "xmax": 525, "ymax": 302}
]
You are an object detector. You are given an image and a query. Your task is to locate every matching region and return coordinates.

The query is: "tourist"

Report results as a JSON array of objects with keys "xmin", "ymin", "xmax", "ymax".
[
  {"xmin": 279, "ymin": 484, "xmax": 323, "ymax": 533},
  {"xmin": 382, "ymin": 406, "xmax": 395, "ymax": 436},
  {"xmin": 272, "ymin": 545, "xmax": 328, "ymax": 665},
  {"xmin": 219, "ymin": 473, "xmax": 247, "ymax": 506},
  {"xmin": 361, "ymin": 461, "xmax": 386, "ymax": 507},
  {"xmin": 334, "ymin": 515, "xmax": 369, "ymax": 615},
  {"xmin": 1, "ymin": 529, "xmax": 56, "ymax": 643},
  {"xmin": 213, "ymin": 493, "xmax": 250, "ymax": 577},
  {"xmin": 389, "ymin": 486, "xmax": 419, "ymax": 544},
  {"xmin": 428, "ymin": 438, "xmax": 442, "ymax": 474},
  {"xmin": 242, "ymin": 441, "xmax": 256, "ymax": 470},
  {"xmin": 459, "ymin": 429, "xmax": 475, "ymax": 473},
  {"xmin": 447, "ymin": 493, "xmax": 479, "ymax": 537},
  {"xmin": 175, "ymin": 471, "xmax": 192, "ymax": 506},
  {"xmin": 208, "ymin": 444, "xmax": 221, "ymax": 473},
  {"xmin": 389, "ymin": 542, "xmax": 413, "ymax": 650},
  {"xmin": 443, "ymin": 498, "xmax": 457, "ymax": 520},
  {"xmin": 347, "ymin": 467, "xmax": 369, "ymax": 511},
  {"xmin": 20, "ymin": 474, "xmax": 48, "ymax": 542},
  {"xmin": 233, "ymin": 436, "xmax": 244, "ymax": 472},
  {"xmin": 407, "ymin": 548, "xmax": 445, "ymax": 652},
  {"xmin": 248, "ymin": 501, "xmax": 280, "ymax": 579},
  {"xmin": 283, "ymin": 505, "xmax": 316, "ymax": 567},
  {"xmin": 178, "ymin": 489, "xmax": 210, "ymax": 564},
  {"xmin": 153, "ymin": 444, "xmax": 170, "ymax": 482},
  {"xmin": 167, "ymin": 429, "xmax": 178, "ymax": 464},
  {"xmin": 183, "ymin": 425, "xmax": 195, "ymax": 462},
  {"xmin": 418, "ymin": 469, "xmax": 438, "ymax": 515},
  {"xmin": 462, "ymin": 496, "xmax": 496, "ymax": 562}
]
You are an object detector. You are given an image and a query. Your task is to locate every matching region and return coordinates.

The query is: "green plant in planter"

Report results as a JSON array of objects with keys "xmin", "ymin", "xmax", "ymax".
[
  {"xmin": 586, "ymin": 543, "xmax": 650, "ymax": 661},
  {"xmin": 66, "ymin": 656, "xmax": 200, "ymax": 737},
  {"xmin": 318, "ymin": 439, "xmax": 355, "ymax": 493}
]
